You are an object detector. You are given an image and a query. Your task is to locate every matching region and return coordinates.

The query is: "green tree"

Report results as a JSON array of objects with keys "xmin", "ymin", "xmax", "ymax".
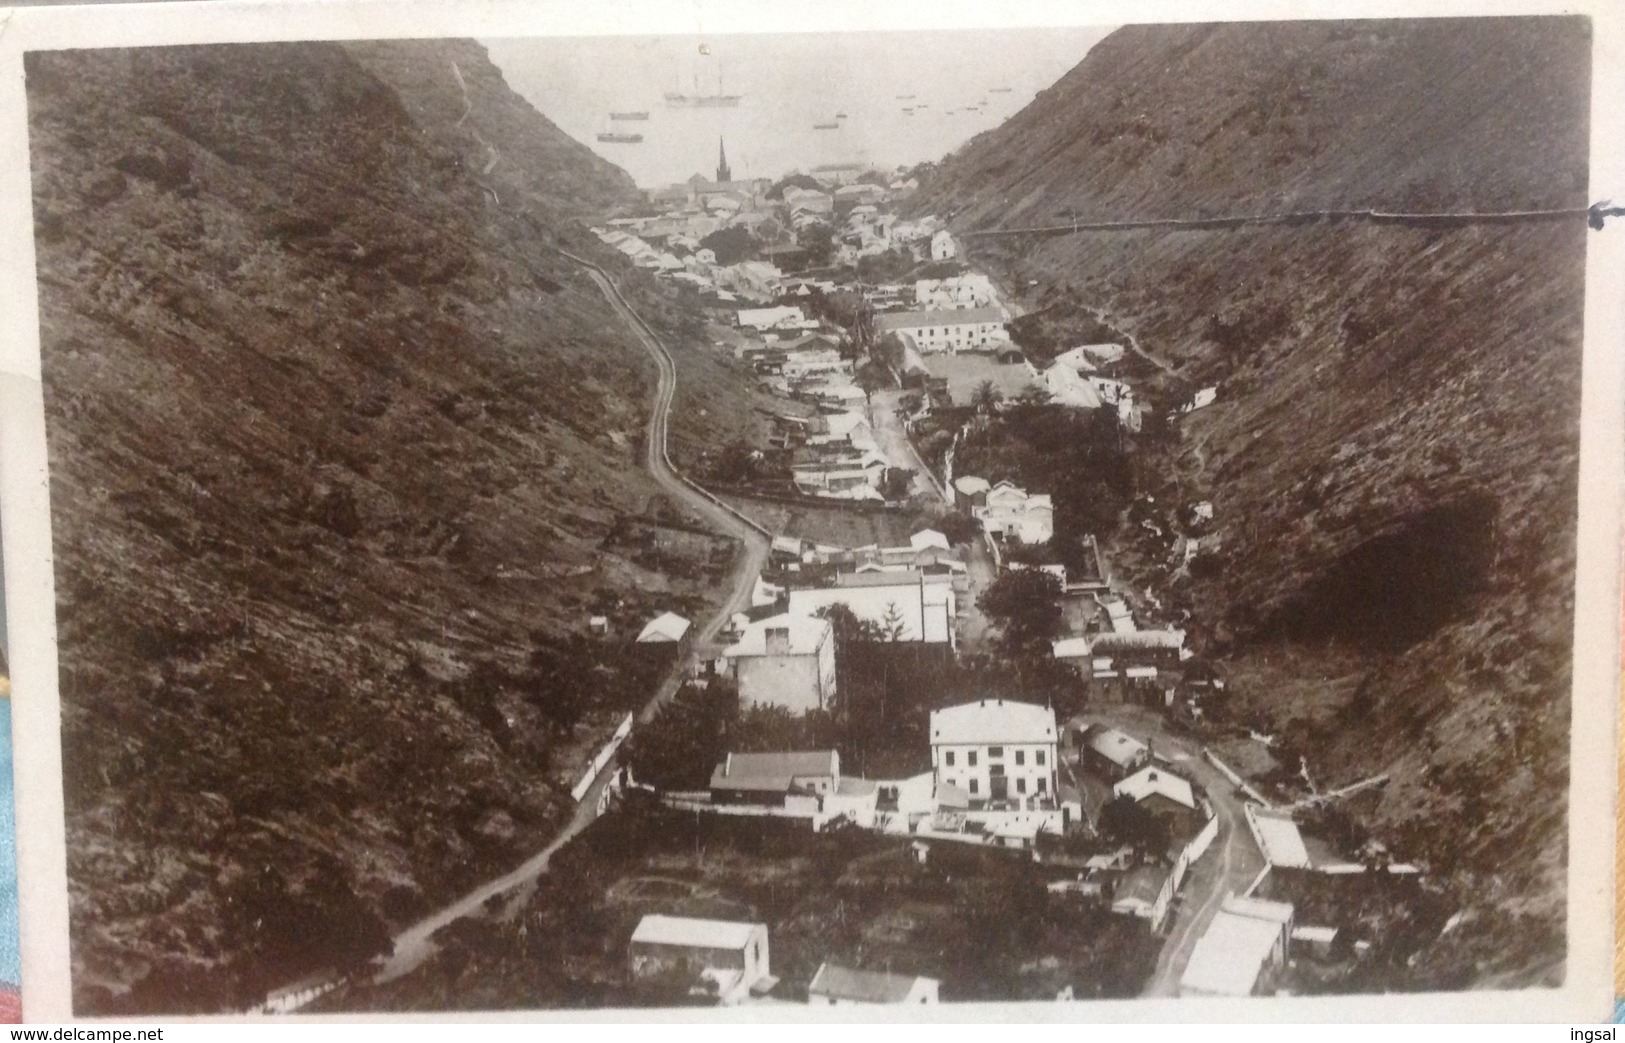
[
  {"xmin": 796, "ymin": 223, "xmax": 835, "ymax": 268},
  {"xmin": 622, "ymin": 680, "xmax": 737, "ymax": 790},
  {"xmin": 699, "ymin": 226, "xmax": 753, "ymax": 266},
  {"xmin": 879, "ymin": 468, "xmax": 915, "ymax": 503},
  {"xmin": 854, "ymin": 359, "xmax": 890, "ymax": 404},
  {"xmin": 1097, "ymin": 794, "xmax": 1172, "ymax": 863},
  {"xmin": 978, "ymin": 569, "xmax": 1063, "ymax": 658},
  {"xmin": 970, "ymin": 379, "xmax": 1003, "ymax": 416}
]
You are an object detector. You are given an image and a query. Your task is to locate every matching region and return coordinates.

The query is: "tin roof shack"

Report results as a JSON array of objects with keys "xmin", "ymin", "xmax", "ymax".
[
  {"xmin": 1081, "ymin": 726, "xmax": 1151, "ymax": 780},
  {"xmin": 1178, "ymin": 896, "xmax": 1295, "ymax": 998},
  {"xmin": 629, "ymin": 915, "xmax": 771, "ymax": 1005},
  {"xmin": 709, "ymin": 750, "xmax": 840, "ymax": 809},
  {"xmin": 807, "ymin": 963, "xmax": 940, "ymax": 1005}
]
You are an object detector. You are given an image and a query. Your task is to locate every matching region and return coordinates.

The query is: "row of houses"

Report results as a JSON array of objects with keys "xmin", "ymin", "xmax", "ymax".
[{"xmin": 688, "ymin": 699, "xmax": 1072, "ymax": 844}]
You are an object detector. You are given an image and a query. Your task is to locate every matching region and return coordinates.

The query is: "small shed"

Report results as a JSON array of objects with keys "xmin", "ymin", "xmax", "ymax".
[
  {"xmin": 807, "ymin": 963, "xmax": 940, "ymax": 1005},
  {"xmin": 637, "ymin": 611, "xmax": 693, "ymax": 644},
  {"xmin": 629, "ymin": 915, "xmax": 771, "ymax": 1004}
]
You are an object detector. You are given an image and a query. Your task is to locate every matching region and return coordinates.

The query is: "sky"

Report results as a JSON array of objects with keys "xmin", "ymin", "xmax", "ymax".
[{"xmin": 482, "ymin": 27, "xmax": 1112, "ymax": 188}]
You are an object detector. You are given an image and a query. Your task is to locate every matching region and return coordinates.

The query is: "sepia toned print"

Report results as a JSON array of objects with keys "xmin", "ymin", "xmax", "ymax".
[{"xmin": 21, "ymin": 16, "xmax": 1592, "ymax": 1015}]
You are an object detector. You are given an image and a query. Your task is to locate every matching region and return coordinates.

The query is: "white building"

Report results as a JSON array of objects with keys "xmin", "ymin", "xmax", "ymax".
[
  {"xmin": 1043, "ymin": 363, "xmax": 1105, "ymax": 410},
  {"xmin": 929, "ymin": 699, "xmax": 1058, "ymax": 804},
  {"xmin": 973, "ymin": 481, "xmax": 1054, "ymax": 544},
  {"xmin": 1113, "ymin": 764, "xmax": 1197, "ymax": 812},
  {"xmin": 737, "ymin": 305, "xmax": 807, "ymax": 331},
  {"xmin": 629, "ymin": 915, "xmax": 771, "ymax": 1005},
  {"xmin": 931, "ymin": 229, "xmax": 957, "ymax": 260},
  {"xmin": 876, "ymin": 307, "xmax": 1007, "ymax": 353},
  {"xmin": 719, "ymin": 261, "xmax": 784, "ymax": 301},
  {"xmin": 721, "ymin": 613, "xmax": 838, "ymax": 715},
  {"xmin": 786, "ymin": 581, "xmax": 956, "ymax": 647},
  {"xmin": 914, "ymin": 273, "xmax": 997, "ymax": 310},
  {"xmin": 637, "ymin": 611, "xmax": 692, "ymax": 644},
  {"xmin": 808, "ymin": 963, "xmax": 940, "ymax": 1005},
  {"xmin": 1178, "ymin": 897, "xmax": 1295, "ymax": 998}
]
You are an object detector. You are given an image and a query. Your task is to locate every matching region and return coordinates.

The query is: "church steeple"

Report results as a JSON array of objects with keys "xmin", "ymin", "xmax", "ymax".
[{"xmin": 717, "ymin": 137, "xmax": 731, "ymax": 183}]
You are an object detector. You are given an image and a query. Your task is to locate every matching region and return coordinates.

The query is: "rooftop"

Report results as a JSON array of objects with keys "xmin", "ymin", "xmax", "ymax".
[
  {"xmin": 1248, "ymin": 806, "xmax": 1312, "ymax": 868},
  {"xmin": 710, "ymin": 750, "xmax": 839, "ymax": 793},
  {"xmin": 1114, "ymin": 765, "xmax": 1197, "ymax": 810},
  {"xmin": 1085, "ymin": 727, "xmax": 1149, "ymax": 768},
  {"xmin": 1179, "ymin": 909, "xmax": 1282, "ymax": 996},
  {"xmin": 637, "ymin": 612, "xmax": 692, "ymax": 643},
  {"xmin": 875, "ymin": 307, "xmax": 1006, "ymax": 330},
  {"xmin": 786, "ymin": 583, "xmax": 954, "ymax": 644},
  {"xmin": 723, "ymin": 613, "xmax": 831, "ymax": 658},
  {"xmin": 631, "ymin": 914, "xmax": 762, "ymax": 951},
  {"xmin": 808, "ymin": 963, "xmax": 935, "ymax": 1003},
  {"xmin": 930, "ymin": 699, "xmax": 1057, "ymax": 746},
  {"xmin": 1089, "ymin": 630, "xmax": 1185, "ymax": 653}
]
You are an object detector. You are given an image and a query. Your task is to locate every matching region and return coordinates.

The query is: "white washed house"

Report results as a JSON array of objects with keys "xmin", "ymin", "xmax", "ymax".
[
  {"xmin": 721, "ymin": 613, "xmax": 838, "ymax": 714},
  {"xmin": 929, "ymin": 699, "xmax": 1058, "ymax": 804}
]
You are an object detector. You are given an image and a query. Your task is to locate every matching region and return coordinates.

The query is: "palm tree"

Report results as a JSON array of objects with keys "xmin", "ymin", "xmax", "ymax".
[{"xmin": 970, "ymin": 379, "xmax": 1003, "ymax": 416}]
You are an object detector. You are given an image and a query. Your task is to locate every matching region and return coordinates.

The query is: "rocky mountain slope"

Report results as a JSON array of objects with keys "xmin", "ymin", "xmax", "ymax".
[
  {"xmin": 914, "ymin": 17, "xmax": 1589, "ymax": 988},
  {"xmin": 28, "ymin": 40, "xmax": 737, "ymax": 1012}
]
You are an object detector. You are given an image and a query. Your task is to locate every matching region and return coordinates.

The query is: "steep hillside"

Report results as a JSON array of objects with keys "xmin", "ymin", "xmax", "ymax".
[
  {"xmin": 28, "ymin": 42, "xmax": 738, "ymax": 1013},
  {"xmin": 342, "ymin": 40, "xmax": 640, "ymax": 216},
  {"xmin": 916, "ymin": 17, "xmax": 1588, "ymax": 988},
  {"xmin": 921, "ymin": 18, "xmax": 1588, "ymax": 226}
]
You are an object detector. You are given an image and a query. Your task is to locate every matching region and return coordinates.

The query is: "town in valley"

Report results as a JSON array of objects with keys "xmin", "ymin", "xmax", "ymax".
[{"xmin": 27, "ymin": 18, "xmax": 1585, "ymax": 1017}]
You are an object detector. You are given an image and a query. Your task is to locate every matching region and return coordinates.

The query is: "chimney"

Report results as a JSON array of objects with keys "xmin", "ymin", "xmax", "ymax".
[{"xmin": 724, "ymin": 753, "xmax": 732, "ymax": 777}]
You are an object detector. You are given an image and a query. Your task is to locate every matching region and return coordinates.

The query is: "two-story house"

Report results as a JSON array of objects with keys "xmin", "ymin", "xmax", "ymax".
[{"xmin": 929, "ymin": 699, "xmax": 1058, "ymax": 804}]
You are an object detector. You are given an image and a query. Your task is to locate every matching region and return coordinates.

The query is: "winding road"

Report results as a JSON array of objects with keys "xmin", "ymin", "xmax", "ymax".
[{"xmin": 345, "ymin": 256, "xmax": 770, "ymax": 992}]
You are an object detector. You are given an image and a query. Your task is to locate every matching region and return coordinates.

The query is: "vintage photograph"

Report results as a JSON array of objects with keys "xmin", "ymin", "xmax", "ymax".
[{"xmin": 18, "ymin": 12, "xmax": 1596, "ymax": 1016}]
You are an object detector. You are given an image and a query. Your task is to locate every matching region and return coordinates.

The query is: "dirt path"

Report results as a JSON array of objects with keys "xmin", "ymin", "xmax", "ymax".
[
  {"xmin": 869, "ymin": 388, "xmax": 947, "ymax": 504},
  {"xmin": 343, "ymin": 259, "xmax": 770, "ymax": 993},
  {"xmin": 1067, "ymin": 707, "xmax": 1265, "ymax": 997}
]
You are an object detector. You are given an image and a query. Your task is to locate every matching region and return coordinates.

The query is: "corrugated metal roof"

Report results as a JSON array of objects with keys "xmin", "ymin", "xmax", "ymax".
[
  {"xmin": 1179, "ymin": 911, "xmax": 1281, "ymax": 996},
  {"xmin": 1113, "ymin": 766, "xmax": 1196, "ymax": 810},
  {"xmin": 1086, "ymin": 727, "xmax": 1148, "ymax": 768},
  {"xmin": 637, "ymin": 611, "xmax": 692, "ymax": 643},
  {"xmin": 875, "ymin": 306, "xmax": 1005, "ymax": 330},
  {"xmin": 631, "ymin": 914, "xmax": 761, "ymax": 951},
  {"xmin": 808, "ymin": 963, "xmax": 932, "ymax": 1003},
  {"xmin": 1249, "ymin": 807, "xmax": 1312, "ymax": 868}
]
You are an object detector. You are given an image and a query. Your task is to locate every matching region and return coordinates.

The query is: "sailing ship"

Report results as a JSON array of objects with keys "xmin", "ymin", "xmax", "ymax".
[
  {"xmin": 664, "ymin": 60, "xmax": 742, "ymax": 107},
  {"xmin": 596, "ymin": 117, "xmax": 642, "ymax": 143},
  {"xmin": 609, "ymin": 111, "xmax": 649, "ymax": 121},
  {"xmin": 813, "ymin": 121, "xmax": 840, "ymax": 130}
]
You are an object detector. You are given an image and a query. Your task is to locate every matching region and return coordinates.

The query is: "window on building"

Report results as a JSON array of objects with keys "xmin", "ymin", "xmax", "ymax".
[
  {"xmin": 968, "ymin": 751, "xmax": 978, "ymax": 767},
  {"xmin": 1015, "ymin": 750, "xmax": 1025, "ymax": 766},
  {"xmin": 969, "ymin": 779, "xmax": 979, "ymax": 795},
  {"xmin": 1017, "ymin": 778, "xmax": 1027, "ymax": 794},
  {"xmin": 1036, "ymin": 777, "xmax": 1047, "ymax": 794},
  {"xmin": 945, "ymin": 751, "xmax": 955, "ymax": 767},
  {"xmin": 988, "ymin": 746, "xmax": 1003, "ymax": 758},
  {"xmin": 1036, "ymin": 750, "xmax": 1046, "ymax": 766}
]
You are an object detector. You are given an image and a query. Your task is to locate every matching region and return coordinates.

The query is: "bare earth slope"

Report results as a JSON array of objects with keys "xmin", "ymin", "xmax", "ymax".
[
  {"xmin": 28, "ymin": 42, "xmax": 738, "ymax": 1012},
  {"xmin": 915, "ymin": 17, "xmax": 1588, "ymax": 988}
]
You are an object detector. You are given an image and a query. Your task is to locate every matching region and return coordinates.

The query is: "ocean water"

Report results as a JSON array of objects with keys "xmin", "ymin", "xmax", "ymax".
[{"xmin": 483, "ymin": 27, "xmax": 1111, "ymax": 189}]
